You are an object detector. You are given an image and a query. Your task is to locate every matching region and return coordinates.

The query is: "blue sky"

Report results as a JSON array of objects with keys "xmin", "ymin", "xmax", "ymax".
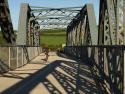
[{"xmin": 8, "ymin": 0, "xmax": 99, "ymax": 30}]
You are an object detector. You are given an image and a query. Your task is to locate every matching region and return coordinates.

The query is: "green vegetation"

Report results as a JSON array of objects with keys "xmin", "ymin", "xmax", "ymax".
[
  {"xmin": 40, "ymin": 29, "xmax": 66, "ymax": 49},
  {"xmin": 0, "ymin": 29, "xmax": 66, "ymax": 49}
]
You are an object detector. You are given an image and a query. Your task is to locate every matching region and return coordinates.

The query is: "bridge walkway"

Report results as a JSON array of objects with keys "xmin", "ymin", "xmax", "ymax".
[{"xmin": 0, "ymin": 52, "xmax": 102, "ymax": 94}]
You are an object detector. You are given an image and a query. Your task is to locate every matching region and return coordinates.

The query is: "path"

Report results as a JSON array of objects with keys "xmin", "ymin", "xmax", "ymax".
[{"xmin": 0, "ymin": 52, "xmax": 102, "ymax": 94}]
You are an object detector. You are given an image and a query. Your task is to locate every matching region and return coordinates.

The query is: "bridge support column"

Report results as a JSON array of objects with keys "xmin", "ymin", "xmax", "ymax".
[
  {"xmin": 16, "ymin": 3, "xmax": 40, "ymax": 46},
  {"xmin": 124, "ymin": 51, "xmax": 125, "ymax": 94},
  {"xmin": 16, "ymin": 3, "xmax": 30, "ymax": 45}
]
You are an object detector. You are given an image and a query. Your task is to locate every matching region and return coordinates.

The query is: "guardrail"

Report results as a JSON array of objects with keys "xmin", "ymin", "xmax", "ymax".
[
  {"xmin": 64, "ymin": 46, "xmax": 124, "ymax": 94},
  {"xmin": 0, "ymin": 47, "xmax": 42, "ymax": 73}
]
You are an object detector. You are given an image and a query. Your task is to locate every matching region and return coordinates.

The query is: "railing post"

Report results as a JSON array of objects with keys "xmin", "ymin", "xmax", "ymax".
[
  {"xmin": 123, "ymin": 51, "xmax": 125, "ymax": 94},
  {"xmin": 8, "ymin": 47, "xmax": 10, "ymax": 69},
  {"xmin": 16, "ymin": 47, "xmax": 19, "ymax": 68}
]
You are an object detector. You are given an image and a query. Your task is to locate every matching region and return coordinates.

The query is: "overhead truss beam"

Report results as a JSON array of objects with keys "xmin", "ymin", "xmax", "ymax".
[{"xmin": 30, "ymin": 6, "xmax": 82, "ymax": 29}]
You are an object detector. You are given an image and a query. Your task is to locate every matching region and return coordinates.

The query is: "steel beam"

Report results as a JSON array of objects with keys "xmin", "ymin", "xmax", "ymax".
[
  {"xmin": 64, "ymin": 46, "xmax": 124, "ymax": 94},
  {"xmin": 16, "ymin": 3, "xmax": 40, "ymax": 46},
  {"xmin": 67, "ymin": 4, "xmax": 98, "ymax": 46},
  {"xmin": 31, "ymin": 6, "xmax": 82, "ymax": 29},
  {"xmin": 33, "ymin": 23, "xmax": 40, "ymax": 46},
  {"xmin": 98, "ymin": 0, "xmax": 125, "ymax": 45},
  {"xmin": 0, "ymin": 0, "xmax": 15, "ymax": 44},
  {"xmin": 16, "ymin": 3, "xmax": 30, "ymax": 45},
  {"xmin": 87, "ymin": 4, "xmax": 98, "ymax": 45}
]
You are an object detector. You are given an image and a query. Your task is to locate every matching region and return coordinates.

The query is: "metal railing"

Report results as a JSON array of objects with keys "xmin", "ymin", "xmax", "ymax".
[
  {"xmin": 0, "ymin": 47, "xmax": 42, "ymax": 73},
  {"xmin": 64, "ymin": 46, "xmax": 124, "ymax": 94}
]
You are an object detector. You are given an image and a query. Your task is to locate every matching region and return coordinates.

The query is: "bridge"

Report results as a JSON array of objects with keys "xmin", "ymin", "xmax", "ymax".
[{"xmin": 0, "ymin": 0, "xmax": 125, "ymax": 94}]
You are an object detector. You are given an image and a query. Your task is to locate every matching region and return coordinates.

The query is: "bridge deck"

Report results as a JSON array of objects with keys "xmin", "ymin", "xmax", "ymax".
[{"xmin": 0, "ymin": 52, "xmax": 102, "ymax": 94}]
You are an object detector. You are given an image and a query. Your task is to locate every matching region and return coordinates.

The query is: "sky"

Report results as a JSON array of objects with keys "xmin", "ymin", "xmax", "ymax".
[{"xmin": 8, "ymin": 0, "xmax": 99, "ymax": 30}]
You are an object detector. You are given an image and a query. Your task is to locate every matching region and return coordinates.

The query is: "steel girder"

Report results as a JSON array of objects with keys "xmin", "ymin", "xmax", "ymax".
[
  {"xmin": 66, "ymin": 4, "xmax": 98, "ymax": 46},
  {"xmin": 16, "ymin": 3, "xmax": 40, "ymax": 46},
  {"xmin": 64, "ymin": 46, "xmax": 124, "ymax": 94},
  {"xmin": 0, "ymin": 0, "xmax": 15, "ymax": 44},
  {"xmin": 30, "ymin": 16, "xmax": 72, "ymax": 29},
  {"xmin": 16, "ymin": 4, "xmax": 82, "ymax": 45},
  {"xmin": 98, "ymin": 0, "xmax": 125, "ymax": 45},
  {"xmin": 30, "ymin": 6, "xmax": 82, "ymax": 29}
]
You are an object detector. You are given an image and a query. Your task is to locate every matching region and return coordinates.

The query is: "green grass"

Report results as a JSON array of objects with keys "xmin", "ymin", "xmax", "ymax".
[
  {"xmin": 41, "ymin": 29, "xmax": 66, "ymax": 33},
  {"xmin": 40, "ymin": 35, "xmax": 66, "ymax": 45},
  {"xmin": 0, "ymin": 29, "xmax": 66, "ymax": 47},
  {"xmin": 40, "ymin": 29, "xmax": 66, "ymax": 46}
]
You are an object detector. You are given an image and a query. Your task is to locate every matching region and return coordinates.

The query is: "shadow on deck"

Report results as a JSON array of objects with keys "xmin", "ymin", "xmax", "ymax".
[{"xmin": 1, "ymin": 53, "xmax": 102, "ymax": 94}]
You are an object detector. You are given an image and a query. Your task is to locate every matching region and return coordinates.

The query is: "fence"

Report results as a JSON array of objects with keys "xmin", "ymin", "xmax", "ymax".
[
  {"xmin": 64, "ymin": 46, "xmax": 124, "ymax": 94},
  {"xmin": 0, "ymin": 47, "xmax": 42, "ymax": 73}
]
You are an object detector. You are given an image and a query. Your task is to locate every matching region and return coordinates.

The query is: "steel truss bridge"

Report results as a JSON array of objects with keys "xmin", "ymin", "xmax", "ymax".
[{"xmin": 0, "ymin": 0, "xmax": 125, "ymax": 94}]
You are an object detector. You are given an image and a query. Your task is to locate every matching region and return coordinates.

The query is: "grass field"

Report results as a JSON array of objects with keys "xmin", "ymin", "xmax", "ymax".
[
  {"xmin": 40, "ymin": 29, "xmax": 66, "ymax": 47},
  {"xmin": 0, "ymin": 29, "xmax": 66, "ymax": 47}
]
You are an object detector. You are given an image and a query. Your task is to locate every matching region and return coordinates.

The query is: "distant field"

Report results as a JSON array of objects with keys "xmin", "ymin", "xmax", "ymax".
[
  {"xmin": 0, "ymin": 29, "xmax": 66, "ymax": 46},
  {"xmin": 40, "ymin": 29, "xmax": 66, "ymax": 46}
]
